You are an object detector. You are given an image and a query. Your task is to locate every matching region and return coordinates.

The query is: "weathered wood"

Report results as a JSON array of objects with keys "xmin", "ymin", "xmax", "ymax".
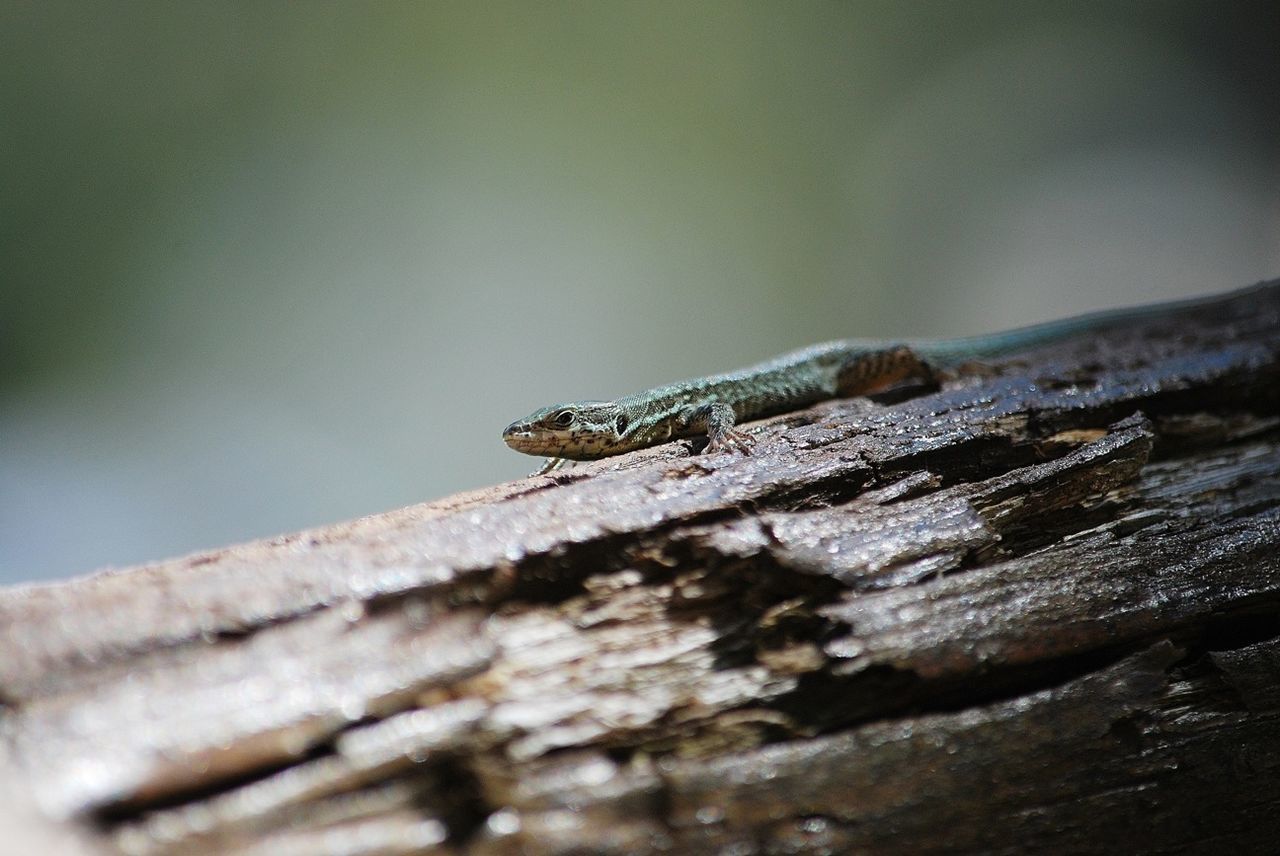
[{"xmin": 2, "ymin": 281, "xmax": 1279, "ymax": 854}]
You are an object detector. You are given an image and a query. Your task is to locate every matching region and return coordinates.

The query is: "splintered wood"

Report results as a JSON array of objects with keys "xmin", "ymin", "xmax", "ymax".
[{"xmin": 2, "ymin": 282, "xmax": 1279, "ymax": 854}]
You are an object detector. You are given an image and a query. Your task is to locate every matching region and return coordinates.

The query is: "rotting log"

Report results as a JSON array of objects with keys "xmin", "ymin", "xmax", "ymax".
[{"xmin": 2, "ymin": 281, "xmax": 1280, "ymax": 855}]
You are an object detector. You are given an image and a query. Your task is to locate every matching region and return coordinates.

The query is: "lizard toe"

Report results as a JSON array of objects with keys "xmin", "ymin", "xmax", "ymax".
[{"xmin": 705, "ymin": 429, "xmax": 754, "ymax": 456}]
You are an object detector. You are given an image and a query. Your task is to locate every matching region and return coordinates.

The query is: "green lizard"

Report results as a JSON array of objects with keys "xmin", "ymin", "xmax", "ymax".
[{"xmin": 503, "ymin": 294, "xmax": 1213, "ymax": 475}]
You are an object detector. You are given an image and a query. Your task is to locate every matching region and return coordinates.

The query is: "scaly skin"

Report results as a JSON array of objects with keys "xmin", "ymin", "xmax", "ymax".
[{"xmin": 503, "ymin": 292, "xmax": 1216, "ymax": 474}]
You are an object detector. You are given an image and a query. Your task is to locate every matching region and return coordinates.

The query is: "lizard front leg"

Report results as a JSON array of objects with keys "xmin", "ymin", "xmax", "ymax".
[
  {"xmin": 685, "ymin": 402, "xmax": 754, "ymax": 455},
  {"xmin": 534, "ymin": 457, "xmax": 569, "ymax": 476}
]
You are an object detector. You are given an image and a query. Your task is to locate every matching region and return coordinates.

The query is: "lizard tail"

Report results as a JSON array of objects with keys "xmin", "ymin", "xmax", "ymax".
[{"xmin": 915, "ymin": 287, "xmax": 1240, "ymax": 366}]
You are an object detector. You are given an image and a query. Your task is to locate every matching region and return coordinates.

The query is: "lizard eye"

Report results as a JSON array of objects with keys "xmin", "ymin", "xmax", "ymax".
[
  {"xmin": 615, "ymin": 414, "xmax": 628, "ymax": 435},
  {"xmin": 554, "ymin": 411, "xmax": 574, "ymax": 427}
]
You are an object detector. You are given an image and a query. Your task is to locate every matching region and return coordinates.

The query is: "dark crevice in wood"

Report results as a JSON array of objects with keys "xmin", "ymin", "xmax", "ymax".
[
  {"xmin": 759, "ymin": 608, "xmax": 1280, "ymax": 745},
  {"xmin": 90, "ymin": 742, "xmax": 341, "ymax": 824},
  {"xmin": 423, "ymin": 758, "xmax": 492, "ymax": 847}
]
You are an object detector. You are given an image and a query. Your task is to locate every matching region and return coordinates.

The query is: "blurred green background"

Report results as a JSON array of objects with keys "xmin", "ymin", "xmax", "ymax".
[{"xmin": 3, "ymin": 2, "xmax": 1278, "ymax": 584}]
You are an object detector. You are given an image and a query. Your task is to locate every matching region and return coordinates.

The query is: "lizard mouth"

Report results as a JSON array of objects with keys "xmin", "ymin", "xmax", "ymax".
[
  {"xmin": 502, "ymin": 421, "xmax": 533, "ymax": 444},
  {"xmin": 503, "ymin": 422, "xmax": 602, "ymax": 458},
  {"xmin": 503, "ymin": 421, "xmax": 557, "ymax": 455}
]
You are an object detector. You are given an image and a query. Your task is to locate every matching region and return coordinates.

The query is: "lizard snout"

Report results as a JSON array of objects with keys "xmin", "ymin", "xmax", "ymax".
[{"xmin": 503, "ymin": 420, "xmax": 545, "ymax": 453}]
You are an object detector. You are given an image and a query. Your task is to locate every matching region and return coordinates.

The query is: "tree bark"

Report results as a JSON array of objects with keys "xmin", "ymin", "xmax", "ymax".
[{"xmin": 2, "ymin": 281, "xmax": 1279, "ymax": 855}]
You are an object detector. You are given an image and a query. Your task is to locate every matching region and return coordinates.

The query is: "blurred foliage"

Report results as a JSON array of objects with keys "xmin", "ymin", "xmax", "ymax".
[{"xmin": 2, "ymin": 2, "xmax": 1277, "ymax": 581}]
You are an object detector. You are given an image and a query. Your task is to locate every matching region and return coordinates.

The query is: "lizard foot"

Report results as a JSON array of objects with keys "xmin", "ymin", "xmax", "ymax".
[
  {"xmin": 533, "ymin": 457, "xmax": 570, "ymax": 476},
  {"xmin": 705, "ymin": 428, "xmax": 754, "ymax": 456}
]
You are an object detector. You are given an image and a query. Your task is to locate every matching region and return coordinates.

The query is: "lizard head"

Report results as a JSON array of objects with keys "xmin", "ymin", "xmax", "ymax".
[{"xmin": 503, "ymin": 400, "xmax": 634, "ymax": 460}]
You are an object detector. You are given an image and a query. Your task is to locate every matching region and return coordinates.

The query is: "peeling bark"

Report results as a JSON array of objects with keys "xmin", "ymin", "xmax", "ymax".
[{"xmin": 2, "ymin": 282, "xmax": 1279, "ymax": 854}]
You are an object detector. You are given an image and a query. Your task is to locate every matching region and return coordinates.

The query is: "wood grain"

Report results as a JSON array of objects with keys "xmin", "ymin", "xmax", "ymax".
[{"xmin": 2, "ymin": 281, "xmax": 1278, "ymax": 854}]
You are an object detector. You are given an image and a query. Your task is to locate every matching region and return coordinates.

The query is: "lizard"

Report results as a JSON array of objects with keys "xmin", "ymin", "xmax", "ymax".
[{"xmin": 502, "ymin": 293, "xmax": 1216, "ymax": 475}]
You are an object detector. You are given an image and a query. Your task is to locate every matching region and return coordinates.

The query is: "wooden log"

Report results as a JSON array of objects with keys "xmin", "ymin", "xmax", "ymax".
[{"xmin": 2, "ymin": 281, "xmax": 1278, "ymax": 854}]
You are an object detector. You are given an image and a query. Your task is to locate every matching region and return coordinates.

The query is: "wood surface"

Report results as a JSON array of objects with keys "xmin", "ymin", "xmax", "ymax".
[{"xmin": 2, "ymin": 281, "xmax": 1278, "ymax": 854}]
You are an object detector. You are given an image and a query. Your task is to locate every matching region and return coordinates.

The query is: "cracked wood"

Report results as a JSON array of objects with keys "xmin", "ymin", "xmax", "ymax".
[{"xmin": 1, "ymin": 281, "xmax": 1278, "ymax": 855}]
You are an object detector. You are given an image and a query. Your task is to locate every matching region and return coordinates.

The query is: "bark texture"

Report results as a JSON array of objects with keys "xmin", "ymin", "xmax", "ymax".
[{"xmin": 3, "ymin": 281, "xmax": 1280, "ymax": 855}]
